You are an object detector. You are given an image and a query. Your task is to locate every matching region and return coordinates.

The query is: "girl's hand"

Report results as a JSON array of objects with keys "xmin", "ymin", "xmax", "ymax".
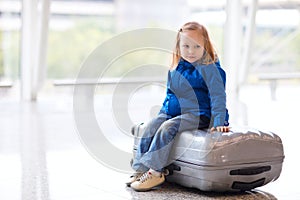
[{"xmin": 210, "ymin": 126, "xmax": 230, "ymax": 133}]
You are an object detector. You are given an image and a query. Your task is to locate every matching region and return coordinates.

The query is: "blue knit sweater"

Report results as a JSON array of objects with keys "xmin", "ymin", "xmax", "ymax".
[{"xmin": 159, "ymin": 59, "xmax": 229, "ymax": 127}]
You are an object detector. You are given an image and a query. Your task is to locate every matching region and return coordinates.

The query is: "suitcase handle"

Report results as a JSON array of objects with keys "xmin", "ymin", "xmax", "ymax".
[
  {"xmin": 232, "ymin": 178, "xmax": 265, "ymax": 191},
  {"xmin": 230, "ymin": 166, "xmax": 271, "ymax": 176},
  {"xmin": 131, "ymin": 122, "xmax": 144, "ymax": 135}
]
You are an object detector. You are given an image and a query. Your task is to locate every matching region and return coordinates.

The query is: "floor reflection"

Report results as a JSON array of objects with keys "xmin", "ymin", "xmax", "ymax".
[
  {"xmin": 125, "ymin": 182, "xmax": 277, "ymax": 200},
  {"xmin": 20, "ymin": 103, "xmax": 49, "ymax": 200}
]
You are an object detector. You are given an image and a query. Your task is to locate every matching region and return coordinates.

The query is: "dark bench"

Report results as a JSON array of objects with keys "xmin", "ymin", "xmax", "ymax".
[
  {"xmin": 0, "ymin": 81, "xmax": 13, "ymax": 96},
  {"xmin": 258, "ymin": 72, "xmax": 300, "ymax": 100},
  {"xmin": 0, "ymin": 81, "xmax": 13, "ymax": 88}
]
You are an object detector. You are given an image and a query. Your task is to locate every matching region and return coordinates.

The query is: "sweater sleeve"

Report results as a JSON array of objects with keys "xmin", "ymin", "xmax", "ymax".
[
  {"xmin": 200, "ymin": 63, "xmax": 227, "ymax": 127},
  {"xmin": 159, "ymin": 71, "xmax": 171, "ymax": 115}
]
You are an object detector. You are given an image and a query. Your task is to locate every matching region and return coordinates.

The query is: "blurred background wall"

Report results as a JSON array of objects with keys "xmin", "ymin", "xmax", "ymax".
[{"xmin": 0, "ymin": 0, "xmax": 299, "ymax": 125}]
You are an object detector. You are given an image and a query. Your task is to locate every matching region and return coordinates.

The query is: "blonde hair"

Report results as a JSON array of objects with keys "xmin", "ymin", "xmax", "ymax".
[{"xmin": 171, "ymin": 22, "xmax": 217, "ymax": 69}]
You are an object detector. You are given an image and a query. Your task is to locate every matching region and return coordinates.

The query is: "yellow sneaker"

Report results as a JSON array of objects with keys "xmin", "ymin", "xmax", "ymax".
[
  {"xmin": 125, "ymin": 172, "xmax": 143, "ymax": 187},
  {"xmin": 130, "ymin": 171, "xmax": 165, "ymax": 192}
]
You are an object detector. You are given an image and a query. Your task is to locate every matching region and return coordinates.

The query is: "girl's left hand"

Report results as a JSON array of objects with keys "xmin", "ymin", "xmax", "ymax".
[{"xmin": 210, "ymin": 126, "xmax": 230, "ymax": 133}]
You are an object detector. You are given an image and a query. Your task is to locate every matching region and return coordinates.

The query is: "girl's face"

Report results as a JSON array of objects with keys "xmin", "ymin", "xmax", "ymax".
[{"xmin": 179, "ymin": 30, "xmax": 205, "ymax": 64}]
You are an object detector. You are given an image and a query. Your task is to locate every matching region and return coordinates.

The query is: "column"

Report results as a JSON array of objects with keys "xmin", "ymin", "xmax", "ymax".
[{"xmin": 20, "ymin": 0, "xmax": 51, "ymax": 101}]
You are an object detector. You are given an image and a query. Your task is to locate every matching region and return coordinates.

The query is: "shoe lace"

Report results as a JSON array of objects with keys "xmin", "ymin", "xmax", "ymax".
[
  {"xmin": 138, "ymin": 172, "xmax": 153, "ymax": 183},
  {"xmin": 130, "ymin": 172, "xmax": 142, "ymax": 178}
]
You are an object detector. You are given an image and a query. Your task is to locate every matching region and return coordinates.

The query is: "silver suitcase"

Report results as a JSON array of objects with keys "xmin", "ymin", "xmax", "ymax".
[{"xmin": 131, "ymin": 123, "xmax": 284, "ymax": 192}]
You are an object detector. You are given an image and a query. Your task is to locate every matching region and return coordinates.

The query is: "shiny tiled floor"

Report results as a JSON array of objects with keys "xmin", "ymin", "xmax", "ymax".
[{"xmin": 0, "ymin": 85, "xmax": 299, "ymax": 200}]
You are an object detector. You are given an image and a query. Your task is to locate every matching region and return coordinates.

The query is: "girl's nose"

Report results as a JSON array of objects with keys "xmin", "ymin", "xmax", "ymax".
[{"xmin": 188, "ymin": 48, "xmax": 194, "ymax": 54}]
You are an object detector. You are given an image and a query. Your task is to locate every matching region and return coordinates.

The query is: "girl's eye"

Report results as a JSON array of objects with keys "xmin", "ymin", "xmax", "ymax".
[
  {"xmin": 195, "ymin": 45, "xmax": 201, "ymax": 48},
  {"xmin": 182, "ymin": 44, "xmax": 189, "ymax": 48}
]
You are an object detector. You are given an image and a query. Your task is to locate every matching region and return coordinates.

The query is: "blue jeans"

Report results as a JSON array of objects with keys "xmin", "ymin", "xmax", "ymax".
[{"xmin": 131, "ymin": 113, "xmax": 210, "ymax": 172}]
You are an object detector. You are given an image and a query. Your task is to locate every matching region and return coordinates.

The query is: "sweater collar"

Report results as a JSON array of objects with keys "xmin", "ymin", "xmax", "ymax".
[{"xmin": 177, "ymin": 58, "xmax": 196, "ymax": 70}]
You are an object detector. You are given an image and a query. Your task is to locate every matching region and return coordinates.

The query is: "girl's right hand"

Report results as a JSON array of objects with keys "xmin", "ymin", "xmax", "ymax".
[{"xmin": 210, "ymin": 126, "xmax": 230, "ymax": 133}]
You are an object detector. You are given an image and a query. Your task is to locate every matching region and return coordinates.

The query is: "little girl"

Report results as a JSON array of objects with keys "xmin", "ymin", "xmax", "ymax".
[{"xmin": 127, "ymin": 22, "xmax": 230, "ymax": 191}]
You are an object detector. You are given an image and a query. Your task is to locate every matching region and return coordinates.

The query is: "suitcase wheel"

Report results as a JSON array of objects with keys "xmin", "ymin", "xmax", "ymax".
[{"xmin": 165, "ymin": 164, "xmax": 181, "ymax": 175}]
